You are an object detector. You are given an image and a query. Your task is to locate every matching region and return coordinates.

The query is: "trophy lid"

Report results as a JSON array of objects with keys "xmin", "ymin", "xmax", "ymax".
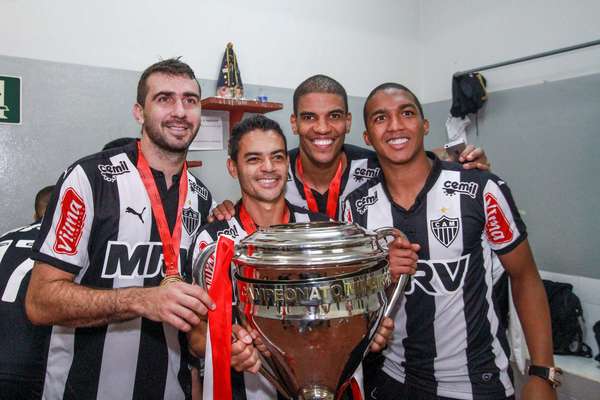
[{"xmin": 234, "ymin": 221, "xmax": 388, "ymax": 267}]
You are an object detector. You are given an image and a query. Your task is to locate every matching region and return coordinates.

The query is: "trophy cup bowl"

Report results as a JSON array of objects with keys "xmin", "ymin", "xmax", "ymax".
[{"xmin": 194, "ymin": 221, "xmax": 409, "ymax": 400}]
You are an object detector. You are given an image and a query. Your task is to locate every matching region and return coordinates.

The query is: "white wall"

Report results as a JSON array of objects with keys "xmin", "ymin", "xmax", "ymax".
[
  {"xmin": 0, "ymin": 0, "xmax": 421, "ymax": 97},
  {"xmin": 419, "ymin": 0, "xmax": 600, "ymax": 103}
]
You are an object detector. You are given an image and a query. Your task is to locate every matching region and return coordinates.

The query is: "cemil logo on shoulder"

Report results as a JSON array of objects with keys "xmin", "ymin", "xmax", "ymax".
[
  {"xmin": 353, "ymin": 167, "xmax": 380, "ymax": 183},
  {"xmin": 217, "ymin": 225, "xmax": 239, "ymax": 238},
  {"xmin": 98, "ymin": 161, "xmax": 130, "ymax": 182},
  {"xmin": 485, "ymin": 193, "xmax": 513, "ymax": 244},
  {"xmin": 53, "ymin": 187, "xmax": 86, "ymax": 255},
  {"xmin": 189, "ymin": 179, "xmax": 209, "ymax": 201},
  {"xmin": 443, "ymin": 180, "xmax": 478, "ymax": 199},
  {"xmin": 355, "ymin": 191, "xmax": 378, "ymax": 215}
]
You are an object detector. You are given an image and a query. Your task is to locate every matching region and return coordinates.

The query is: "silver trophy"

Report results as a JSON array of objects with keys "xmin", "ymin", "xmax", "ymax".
[{"xmin": 194, "ymin": 221, "xmax": 409, "ymax": 400}]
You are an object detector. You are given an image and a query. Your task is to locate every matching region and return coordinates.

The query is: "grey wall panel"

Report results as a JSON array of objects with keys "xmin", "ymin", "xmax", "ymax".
[
  {"xmin": 0, "ymin": 56, "xmax": 368, "ymax": 233},
  {"xmin": 423, "ymin": 73, "xmax": 600, "ymax": 280}
]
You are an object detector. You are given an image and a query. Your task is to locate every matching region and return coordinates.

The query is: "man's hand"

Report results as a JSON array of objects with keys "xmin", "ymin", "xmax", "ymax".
[
  {"xmin": 139, "ymin": 281, "xmax": 215, "ymax": 332},
  {"xmin": 388, "ymin": 236, "xmax": 420, "ymax": 281},
  {"xmin": 521, "ymin": 376, "xmax": 557, "ymax": 400},
  {"xmin": 370, "ymin": 317, "xmax": 394, "ymax": 353},
  {"xmin": 207, "ymin": 200, "xmax": 236, "ymax": 223},
  {"xmin": 232, "ymin": 324, "xmax": 261, "ymax": 373},
  {"xmin": 459, "ymin": 145, "xmax": 490, "ymax": 171}
]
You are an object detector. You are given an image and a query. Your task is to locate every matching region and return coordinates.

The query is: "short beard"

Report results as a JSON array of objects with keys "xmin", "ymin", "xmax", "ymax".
[{"xmin": 144, "ymin": 122, "xmax": 198, "ymax": 154}]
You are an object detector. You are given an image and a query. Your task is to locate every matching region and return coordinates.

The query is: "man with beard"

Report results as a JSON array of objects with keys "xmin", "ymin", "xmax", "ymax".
[{"xmin": 25, "ymin": 58, "xmax": 216, "ymax": 400}]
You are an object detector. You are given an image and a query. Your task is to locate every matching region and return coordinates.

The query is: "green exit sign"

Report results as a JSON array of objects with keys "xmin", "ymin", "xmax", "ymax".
[{"xmin": 0, "ymin": 75, "xmax": 21, "ymax": 124}]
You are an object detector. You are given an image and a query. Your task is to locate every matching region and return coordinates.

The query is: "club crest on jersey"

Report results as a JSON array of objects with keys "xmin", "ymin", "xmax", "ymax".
[
  {"xmin": 430, "ymin": 215, "xmax": 460, "ymax": 248},
  {"xmin": 484, "ymin": 193, "xmax": 514, "ymax": 244},
  {"xmin": 443, "ymin": 180, "xmax": 478, "ymax": 199},
  {"xmin": 98, "ymin": 160, "xmax": 130, "ymax": 182},
  {"xmin": 217, "ymin": 225, "xmax": 239, "ymax": 238},
  {"xmin": 54, "ymin": 187, "xmax": 86, "ymax": 255},
  {"xmin": 405, "ymin": 254, "xmax": 470, "ymax": 296},
  {"xmin": 182, "ymin": 207, "xmax": 200, "ymax": 236},
  {"xmin": 189, "ymin": 179, "xmax": 209, "ymax": 200},
  {"xmin": 352, "ymin": 166, "xmax": 380, "ymax": 183},
  {"xmin": 355, "ymin": 191, "xmax": 378, "ymax": 215},
  {"xmin": 102, "ymin": 241, "xmax": 187, "ymax": 278}
]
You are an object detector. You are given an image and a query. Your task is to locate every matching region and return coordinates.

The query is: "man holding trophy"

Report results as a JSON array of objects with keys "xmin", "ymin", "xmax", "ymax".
[
  {"xmin": 343, "ymin": 83, "xmax": 557, "ymax": 400},
  {"xmin": 189, "ymin": 114, "xmax": 418, "ymax": 399}
]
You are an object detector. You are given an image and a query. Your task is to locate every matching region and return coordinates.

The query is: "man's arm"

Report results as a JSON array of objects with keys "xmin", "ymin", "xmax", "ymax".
[
  {"xmin": 26, "ymin": 261, "xmax": 215, "ymax": 331},
  {"xmin": 498, "ymin": 239, "xmax": 556, "ymax": 400}
]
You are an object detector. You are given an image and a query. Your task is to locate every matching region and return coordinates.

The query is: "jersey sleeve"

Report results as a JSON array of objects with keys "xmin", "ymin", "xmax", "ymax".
[
  {"xmin": 32, "ymin": 164, "xmax": 95, "ymax": 275},
  {"xmin": 482, "ymin": 175, "xmax": 527, "ymax": 255}
]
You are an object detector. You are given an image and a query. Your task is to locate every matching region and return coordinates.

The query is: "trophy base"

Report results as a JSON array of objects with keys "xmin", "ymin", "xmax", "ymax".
[{"xmin": 300, "ymin": 385, "xmax": 334, "ymax": 400}]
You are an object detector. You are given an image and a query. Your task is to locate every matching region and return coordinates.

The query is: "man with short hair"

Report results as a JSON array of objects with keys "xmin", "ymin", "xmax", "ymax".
[
  {"xmin": 213, "ymin": 74, "xmax": 488, "ymax": 222},
  {"xmin": 188, "ymin": 114, "xmax": 405, "ymax": 399},
  {"xmin": 26, "ymin": 58, "xmax": 215, "ymax": 399},
  {"xmin": 0, "ymin": 185, "xmax": 54, "ymax": 400},
  {"xmin": 343, "ymin": 82, "xmax": 556, "ymax": 400}
]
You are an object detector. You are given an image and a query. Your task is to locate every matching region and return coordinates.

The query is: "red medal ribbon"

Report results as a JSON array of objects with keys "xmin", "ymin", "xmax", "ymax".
[
  {"xmin": 238, "ymin": 202, "xmax": 290, "ymax": 235},
  {"xmin": 136, "ymin": 141, "xmax": 188, "ymax": 278},
  {"xmin": 208, "ymin": 235, "xmax": 235, "ymax": 400},
  {"xmin": 295, "ymin": 155, "xmax": 344, "ymax": 219}
]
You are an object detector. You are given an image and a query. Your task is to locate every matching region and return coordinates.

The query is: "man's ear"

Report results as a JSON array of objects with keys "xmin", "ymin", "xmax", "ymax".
[
  {"xmin": 290, "ymin": 114, "xmax": 298, "ymax": 135},
  {"xmin": 226, "ymin": 158, "xmax": 238, "ymax": 179},
  {"xmin": 363, "ymin": 130, "xmax": 372, "ymax": 147},
  {"xmin": 345, "ymin": 112, "xmax": 352, "ymax": 135},
  {"xmin": 423, "ymin": 119, "xmax": 430, "ymax": 136},
  {"xmin": 133, "ymin": 103, "xmax": 144, "ymax": 125}
]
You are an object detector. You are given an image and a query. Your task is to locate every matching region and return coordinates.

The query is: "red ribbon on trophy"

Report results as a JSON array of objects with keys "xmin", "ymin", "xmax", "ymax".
[{"xmin": 204, "ymin": 235, "xmax": 235, "ymax": 400}]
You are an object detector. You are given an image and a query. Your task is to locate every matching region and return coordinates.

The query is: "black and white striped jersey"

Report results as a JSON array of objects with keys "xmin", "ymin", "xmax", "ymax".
[
  {"xmin": 342, "ymin": 153, "xmax": 527, "ymax": 400},
  {"xmin": 286, "ymin": 145, "xmax": 380, "ymax": 219},
  {"xmin": 0, "ymin": 222, "xmax": 51, "ymax": 395},
  {"xmin": 188, "ymin": 201, "xmax": 328, "ymax": 400},
  {"xmin": 32, "ymin": 141, "xmax": 213, "ymax": 400}
]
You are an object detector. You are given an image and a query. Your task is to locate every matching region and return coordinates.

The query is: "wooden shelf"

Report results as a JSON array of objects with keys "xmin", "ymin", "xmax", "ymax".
[{"xmin": 201, "ymin": 97, "xmax": 283, "ymax": 132}]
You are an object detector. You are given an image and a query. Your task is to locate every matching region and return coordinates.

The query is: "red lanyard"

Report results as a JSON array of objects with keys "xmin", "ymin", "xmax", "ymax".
[
  {"xmin": 136, "ymin": 142, "xmax": 188, "ymax": 278},
  {"xmin": 295, "ymin": 155, "xmax": 344, "ymax": 219},
  {"xmin": 238, "ymin": 202, "xmax": 290, "ymax": 235}
]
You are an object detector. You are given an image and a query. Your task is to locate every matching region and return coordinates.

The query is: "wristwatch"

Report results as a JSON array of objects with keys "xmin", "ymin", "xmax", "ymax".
[{"xmin": 528, "ymin": 364, "xmax": 563, "ymax": 388}]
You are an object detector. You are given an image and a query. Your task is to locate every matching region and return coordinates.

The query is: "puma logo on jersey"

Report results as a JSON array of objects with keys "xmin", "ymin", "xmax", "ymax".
[
  {"xmin": 217, "ymin": 225, "xmax": 239, "ymax": 238},
  {"xmin": 353, "ymin": 166, "xmax": 380, "ymax": 182},
  {"xmin": 126, "ymin": 206, "xmax": 145, "ymax": 223},
  {"xmin": 189, "ymin": 180, "xmax": 209, "ymax": 200},
  {"xmin": 355, "ymin": 191, "xmax": 378, "ymax": 214},
  {"xmin": 98, "ymin": 161, "xmax": 130, "ymax": 182},
  {"xmin": 102, "ymin": 241, "xmax": 187, "ymax": 279},
  {"xmin": 54, "ymin": 187, "xmax": 86, "ymax": 256},
  {"xmin": 443, "ymin": 180, "xmax": 478, "ymax": 199},
  {"xmin": 405, "ymin": 254, "xmax": 470, "ymax": 296}
]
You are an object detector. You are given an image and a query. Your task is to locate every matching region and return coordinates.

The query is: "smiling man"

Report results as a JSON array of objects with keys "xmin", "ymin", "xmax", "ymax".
[
  {"xmin": 189, "ymin": 115, "xmax": 407, "ymax": 400},
  {"xmin": 343, "ymin": 83, "xmax": 557, "ymax": 400},
  {"xmin": 25, "ymin": 58, "xmax": 215, "ymax": 400}
]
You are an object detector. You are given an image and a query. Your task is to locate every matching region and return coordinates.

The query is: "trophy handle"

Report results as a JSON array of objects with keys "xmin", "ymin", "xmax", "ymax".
[
  {"xmin": 192, "ymin": 242, "xmax": 218, "ymax": 289},
  {"xmin": 374, "ymin": 227, "xmax": 412, "ymax": 318},
  {"xmin": 192, "ymin": 242, "xmax": 295, "ymax": 399}
]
